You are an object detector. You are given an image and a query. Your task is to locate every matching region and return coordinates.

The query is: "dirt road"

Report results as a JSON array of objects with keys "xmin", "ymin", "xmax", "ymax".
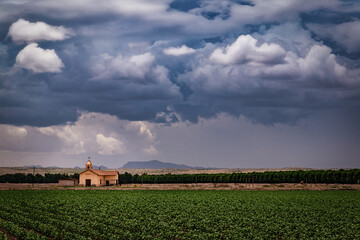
[{"xmin": 1, "ymin": 183, "xmax": 359, "ymax": 191}]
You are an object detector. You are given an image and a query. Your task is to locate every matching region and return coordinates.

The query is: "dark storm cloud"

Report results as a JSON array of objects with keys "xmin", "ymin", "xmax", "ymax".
[
  {"xmin": 169, "ymin": 0, "xmax": 200, "ymax": 12},
  {"xmin": 0, "ymin": 0, "xmax": 360, "ymax": 127}
]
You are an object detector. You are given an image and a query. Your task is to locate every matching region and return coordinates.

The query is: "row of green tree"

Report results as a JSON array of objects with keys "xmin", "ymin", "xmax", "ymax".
[
  {"xmin": 1, "ymin": 169, "xmax": 359, "ymax": 184},
  {"xmin": 119, "ymin": 169, "xmax": 360, "ymax": 184},
  {"xmin": 0, "ymin": 173, "xmax": 79, "ymax": 183}
]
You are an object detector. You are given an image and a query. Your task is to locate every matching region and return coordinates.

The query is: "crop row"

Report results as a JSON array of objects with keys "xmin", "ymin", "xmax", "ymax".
[
  {"xmin": 0, "ymin": 190, "xmax": 359, "ymax": 239},
  {"xmin": 0, "ymin": 231, "xmax": 7, "ymax": 240}
]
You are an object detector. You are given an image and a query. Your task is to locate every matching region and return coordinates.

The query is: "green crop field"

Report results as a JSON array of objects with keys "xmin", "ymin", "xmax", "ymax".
[{"xmin": 0, "ymin": 190, "xmax": 359, "ymax": 239}]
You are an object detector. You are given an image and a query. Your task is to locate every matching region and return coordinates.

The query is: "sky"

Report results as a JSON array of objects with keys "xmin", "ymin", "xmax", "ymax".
[{"xmin": 0, "ymin": 0, "xmax": 359, "ymax": 169}]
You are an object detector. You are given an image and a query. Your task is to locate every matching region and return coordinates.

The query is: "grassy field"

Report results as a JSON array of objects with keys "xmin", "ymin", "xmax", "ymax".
[
  {"xmin": 0, "ymin": 232, "xmax": 6, "ymax": 240},
  {"xmin": 0, "ymin": 190, "xmax": 359, "ymax": 239}
]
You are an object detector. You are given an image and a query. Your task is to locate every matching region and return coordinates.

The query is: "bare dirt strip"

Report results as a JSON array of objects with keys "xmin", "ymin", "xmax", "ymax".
[{"xmin": 0, "ymin": 183, "xmax": 359, "ymax": 191}]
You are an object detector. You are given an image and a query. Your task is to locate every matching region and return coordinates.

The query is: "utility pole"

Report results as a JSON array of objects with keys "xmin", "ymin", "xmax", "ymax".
[{"xmin": 32, "ymin": 166, "xmax": 35, "ymax": 187}]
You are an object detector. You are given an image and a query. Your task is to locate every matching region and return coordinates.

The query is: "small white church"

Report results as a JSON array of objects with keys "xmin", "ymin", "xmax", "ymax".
[{"xmin": 79, "ymin": 158, "xmax": 119, "ymax": 187}]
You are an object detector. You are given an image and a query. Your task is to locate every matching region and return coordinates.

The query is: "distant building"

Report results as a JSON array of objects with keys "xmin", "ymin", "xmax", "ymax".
[
  {"xmin": 79, "ymin": 158, "xmax": 119, "ymax": 187},
  {"xmin": 59, "ymin": 178, "xmax": 78, "ymax": 186}
]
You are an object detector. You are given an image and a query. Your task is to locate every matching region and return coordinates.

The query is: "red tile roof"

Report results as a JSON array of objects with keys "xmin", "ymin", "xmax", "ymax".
[{"xmin": 80, "ymin": 169, "xmax": 118, "ymax": 176}]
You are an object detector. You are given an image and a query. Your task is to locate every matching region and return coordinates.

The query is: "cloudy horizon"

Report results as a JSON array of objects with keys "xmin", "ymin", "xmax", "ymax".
[{"xmin": 0, "ymin": 0, "xmax": 359, "ymax": 169}]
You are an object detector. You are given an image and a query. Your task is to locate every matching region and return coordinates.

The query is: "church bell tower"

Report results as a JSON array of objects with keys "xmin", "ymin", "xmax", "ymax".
[{"xmin": 85, "ymin": 157, "xmax": 93, "ymax": 170}]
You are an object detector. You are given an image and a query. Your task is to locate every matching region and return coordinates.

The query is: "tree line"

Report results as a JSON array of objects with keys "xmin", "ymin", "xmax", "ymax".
[
  {"xmin": 118, "ymin": 169, "xmax": 360, "ymax": 184},
  {"xmin": 1, "ymin": 169, "xmax": 359, "ymax": 184},
  {"xmin": 0, "ymin": 173, "xmax": 79, "ymax": 183}
]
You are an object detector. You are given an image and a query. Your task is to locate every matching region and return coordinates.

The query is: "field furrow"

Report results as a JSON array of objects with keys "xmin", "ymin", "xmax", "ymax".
[{"xmin": 0, "ymin": 190, "xmax": 359, "ymax": 239}]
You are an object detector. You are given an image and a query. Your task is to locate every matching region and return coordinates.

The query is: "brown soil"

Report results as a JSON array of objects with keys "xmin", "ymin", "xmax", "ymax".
[{"xmin": 0, "ymin": 183, "xmax": 359, "ymax": 191}]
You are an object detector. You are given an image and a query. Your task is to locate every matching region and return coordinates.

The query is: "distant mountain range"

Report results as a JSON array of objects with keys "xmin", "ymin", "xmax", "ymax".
[
  {"xmin": 73, "ymin": 165, "xmax": 109, "ymax": 170},
  {"xmin": 23, "ymin": 165, "xmax": 66, "ymax": 169},
  {"xmin": 93, "ymin": 165, "xmax": 108, "ymax": 170},
  {"xmin": 22, "ymin": 161, "xmax": 205, "ymax": 170},
  {"xmin": 122, "ymin": 160, "xmax": 206, "ymax": 169},
  {"xmin": 23, "ymin": 165, "xmax": 45, "ymax": 168},
  {"xmin": 23, "ymin": 165, "xmax": 108, "ymax": 169}
]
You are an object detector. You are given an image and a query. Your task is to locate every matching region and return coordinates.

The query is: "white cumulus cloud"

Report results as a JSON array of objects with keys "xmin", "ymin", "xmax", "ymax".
[
  {"xmin": 6, "ymin": 126, "xmax": 27, "ymax": 138},
  {"xmin": 179, "ymin": 29, "xmax": 351, "ymax": 100},
  {"xmin": 8, "ymin": 19, "xmax": 73, "ymax": 43},
  {"xmin": 34, "ymin": 112, "xmax": 159, "ymax": 157},
  {"xmin": 163, "ymin": 45, "xmax": 196, "ymax": 56},
  {"xmin": 39, "ymin": 125, "xmax": 86, "ymax": 154},
  {"xmin": 94, "ymin": 52, "xmax": 155, "ymax": 80},
  {"xmin": 307, "ymin": 20, "xmax": 360, "ymax": 53},
  {"xmin": 0, "ymin": 125, "xmax": 28, "ymax": 152},
  {"xmin": 298, "ymin": 45, "xmax": 346, "ymax": 83},
  {"xmin": 96, "ymin": 133, "xmax": 126, "ymax": 155},
  {"xmin": 128, "ymin": 121, "xmax": 155, "ymax": 141},
  {"xmin": 143, "ymin": 145, "xmax": 158, "ymax": 155},
  {"xmin": 15, "ymin": 43, "xmax": 64, "ymax": 73},
  {"xmin": 91, "ymin": 52, "xmax": 181, "ymax": 99},
  {"xmin": 210, "ymin": 34, "xmax": 286, "ymax": 65}
]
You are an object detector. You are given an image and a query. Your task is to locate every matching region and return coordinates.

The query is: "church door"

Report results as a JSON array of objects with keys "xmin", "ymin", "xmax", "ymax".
[
  {"xmin": 86, "ymin": 179, "xmax": 91, "ymax": 187},
  {"xmin": 106, "ymin": 180, "xmax": 110, "ymax": 186}
]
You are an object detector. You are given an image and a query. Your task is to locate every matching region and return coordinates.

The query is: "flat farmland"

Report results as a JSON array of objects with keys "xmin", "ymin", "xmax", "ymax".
[
  {"xmin": 0, "ymin": 190, "xmax": 359, "ymax": 239},
  {"xmin": 0, "ymin": 167, "xmax": 315, "ymax": 176},
  {"xmin": 1, "ymin": 182, "xmax": 360, "ymax": 191}
]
